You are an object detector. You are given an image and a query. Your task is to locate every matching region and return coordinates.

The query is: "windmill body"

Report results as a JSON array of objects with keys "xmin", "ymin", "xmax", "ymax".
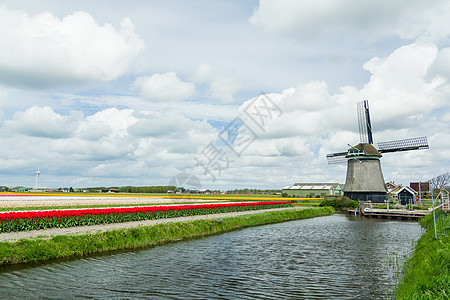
[
  {"xmin": 343, "ymin": 143, "xmax": 388, "ymax": 202},
  {"xmin": 326, "ymin": 100, "xmax": 429, "ymax": 203}
]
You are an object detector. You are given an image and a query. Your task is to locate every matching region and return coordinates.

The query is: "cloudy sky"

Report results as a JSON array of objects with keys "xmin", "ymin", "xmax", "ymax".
[{"xmin": 0, "ymin": 0, "xmax": 449, "ymax": 190}]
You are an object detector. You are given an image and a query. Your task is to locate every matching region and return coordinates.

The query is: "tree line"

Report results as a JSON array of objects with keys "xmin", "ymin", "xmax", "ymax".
[{"xmin": 117, "ymin": 186, "xmax": 179, "ymax": 193}]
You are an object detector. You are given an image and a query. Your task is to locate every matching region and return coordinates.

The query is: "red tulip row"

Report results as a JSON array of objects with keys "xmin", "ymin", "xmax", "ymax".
[{"xmin": 0, "ymin": 201, "xmax": 293, "ymax": 232}]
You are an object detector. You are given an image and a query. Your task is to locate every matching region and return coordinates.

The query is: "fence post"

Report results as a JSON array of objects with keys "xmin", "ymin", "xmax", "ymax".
[{"xmin": 432, "ymin": 187, "xmax": 438, "ymax": 239}]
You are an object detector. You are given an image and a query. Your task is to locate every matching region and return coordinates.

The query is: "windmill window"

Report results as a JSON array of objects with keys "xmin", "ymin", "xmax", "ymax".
[{"xmin": 348, "ymin": 149, "xmax": 365, "ymax": 156}]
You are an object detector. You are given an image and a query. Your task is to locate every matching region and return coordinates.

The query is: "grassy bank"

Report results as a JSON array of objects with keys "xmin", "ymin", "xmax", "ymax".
[
  {"xmin": 396, "ymin": 210, "xmax": 450, "ymax": 299},
  {"xmin": 0, "ymin": 207, "xmax": 333, "ymax": 266}
]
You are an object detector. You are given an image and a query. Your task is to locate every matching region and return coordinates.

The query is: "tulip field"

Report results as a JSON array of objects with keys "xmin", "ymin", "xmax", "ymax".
[{"xmin": 0, "ymin": 201, "xmax": 293, "ymax": 233}]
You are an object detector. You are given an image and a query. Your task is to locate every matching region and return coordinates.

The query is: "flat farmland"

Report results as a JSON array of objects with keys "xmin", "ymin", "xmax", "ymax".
[{"xmin": 0, "ymin": 195, "xmax": 222, "ymax": 209}]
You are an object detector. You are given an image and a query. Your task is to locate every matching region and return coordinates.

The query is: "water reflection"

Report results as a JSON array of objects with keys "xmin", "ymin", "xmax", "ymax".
[{"xmin": 0, "ymin": 214, "xmax": 423, "ymax": 299}]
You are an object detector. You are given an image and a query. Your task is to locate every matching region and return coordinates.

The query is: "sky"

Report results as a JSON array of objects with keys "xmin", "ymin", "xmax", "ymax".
[{"xmin": 0, "ymin": 0, "xmax": 449, "ymax": 190}]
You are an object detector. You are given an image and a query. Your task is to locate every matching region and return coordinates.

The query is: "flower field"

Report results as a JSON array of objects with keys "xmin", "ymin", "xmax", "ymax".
[
  {"xmin": 0, "ymin": 201, "xmax": 293, "ymax": 233},
  {"xmin": 0, "ymin": 192, "xmax": 321, "ymax": 201}
]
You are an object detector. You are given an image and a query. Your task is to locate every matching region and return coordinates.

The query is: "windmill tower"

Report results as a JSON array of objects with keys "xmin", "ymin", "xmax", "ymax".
[
  {"xmin": 35, "ymin": 168, "xmax": 40, "ymax": 190},
  {"xmin": 326, "ymin": 100, "xmax": 429, "ymax": 203}
]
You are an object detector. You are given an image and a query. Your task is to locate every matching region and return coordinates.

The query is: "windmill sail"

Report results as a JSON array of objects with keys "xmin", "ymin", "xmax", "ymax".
[
  {"xmin": 326, "ymin": 151, "xmax": 348, "ymax": 164},
  {"xmin": 357, "ymin": 100, "xmax": 373, "ymax": 144},
  {"xmin": 377, "ymin": 136, "xmax": 429, "ymax": 153}
]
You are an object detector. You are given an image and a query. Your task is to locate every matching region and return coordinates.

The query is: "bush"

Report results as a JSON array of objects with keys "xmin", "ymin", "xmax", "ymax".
[
  {"xmin": 319, "ymin": 199, "xmax": 336, "ymax": 207},
  {"xmin": 347, "ymin": 200, "xmax": 360, "ymax": 209},
  {"xmin": 319, "ymin": 196, "xmax": 359, "ymax": 209}
]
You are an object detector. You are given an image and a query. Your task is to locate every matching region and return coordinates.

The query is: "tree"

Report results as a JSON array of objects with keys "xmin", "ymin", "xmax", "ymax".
[{"xmin": 429, "ymin": 172, "xmax": 450, "ymax": 190}]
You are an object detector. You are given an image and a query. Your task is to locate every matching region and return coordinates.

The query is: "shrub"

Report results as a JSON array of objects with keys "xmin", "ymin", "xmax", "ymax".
[
  {"xmin": 319, "ymin": 199, "xmax": 336, "ymax": 207},
  {"xmin": 319, "ymin": 196, "xmax": 359, "ymax": 209}
]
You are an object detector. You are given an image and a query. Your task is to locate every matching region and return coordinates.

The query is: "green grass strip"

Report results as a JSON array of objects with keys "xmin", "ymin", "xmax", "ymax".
[
  {"xmin": 0, "ymin": 207, "xmax": 334, "ymax": 266},
  {"xmin": 396, "ymin": 210, "xmax": 450, "ymax": 299}
]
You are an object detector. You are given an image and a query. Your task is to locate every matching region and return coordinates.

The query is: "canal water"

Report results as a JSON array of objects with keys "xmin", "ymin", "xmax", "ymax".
[{"xmin": 0, "ymin": 214, "xmax": 423, "ymax": 299}]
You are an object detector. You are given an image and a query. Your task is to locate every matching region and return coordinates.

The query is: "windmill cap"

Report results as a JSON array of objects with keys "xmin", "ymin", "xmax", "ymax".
[{"xmin": 346, "ymin": 143, "xmax": 382, "ymax": 158}]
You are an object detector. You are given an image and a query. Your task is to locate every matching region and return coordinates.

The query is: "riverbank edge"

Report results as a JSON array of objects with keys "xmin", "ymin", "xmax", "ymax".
[
  {"xmin": 395, "ymin": 211, "xmax": 449, "ymax": 299},
  {"xmin": 0, "ymin": 207, "xmax": 334, "ymax": 266}
]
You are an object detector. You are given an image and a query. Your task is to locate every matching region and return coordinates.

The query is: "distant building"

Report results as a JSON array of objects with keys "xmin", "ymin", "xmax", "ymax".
[
  {"xmin": 410, "ymin": 182, "xmax": 430, "ymax": 193},
  {"xmin": 31, "ymin": 187, "xmax": 49, "ymax": 192},
  {"xmin": 11, "ymin": 186, "xmax": 29, "ymax": 192},
  {"xmin": 0, "ymin": 186, "xmax": 9, "ymax": 192},
  {"xmin": 282, "ymin": 183, "xmax": 343, "ymax": 198},
  {"xmin": 390, "ymin": 186, "xmax": 418, "ymax": 205},
  {"xmin": 385, "ymin": 181, "xmax": 399, "ymax": 193}
]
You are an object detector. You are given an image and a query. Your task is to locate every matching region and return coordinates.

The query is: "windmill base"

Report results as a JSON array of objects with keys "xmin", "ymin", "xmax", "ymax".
[{"xmin": 344, "ymin": 192, "xmax": 387, "ymax": 203}]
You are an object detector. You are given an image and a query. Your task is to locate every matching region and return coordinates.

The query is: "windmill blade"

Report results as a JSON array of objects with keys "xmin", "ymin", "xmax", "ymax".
[
  {"xmin": 357, "ymin": 100, "xmax": 373, "ymax": 144},
  {"xmin": 326, "ymin": 151, "xmax": 348, "ymax": 164},
  {"xmin": 377, "ymin": 136, "xmax": 429, "ymax": 153}
]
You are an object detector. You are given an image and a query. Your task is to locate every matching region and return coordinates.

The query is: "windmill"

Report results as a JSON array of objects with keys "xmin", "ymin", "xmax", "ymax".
[
  {"xmin": 35, "ymin": 168, "xmax": 40, "ymax": 190},
  {"xmin": 326, "ymin": 100, "xmax": 429, "ymax": 203}
]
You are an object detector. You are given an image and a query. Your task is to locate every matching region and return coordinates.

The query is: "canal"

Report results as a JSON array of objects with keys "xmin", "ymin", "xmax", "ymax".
[{"xmin": 0, "ymin": 214, "xmax": 423, "ymax": 299}]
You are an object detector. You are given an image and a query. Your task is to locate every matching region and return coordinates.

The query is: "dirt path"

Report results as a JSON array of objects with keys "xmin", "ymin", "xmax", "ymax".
[{"xmin": 0, "ymin": 207, "xmax": 301, "ymax": 242}]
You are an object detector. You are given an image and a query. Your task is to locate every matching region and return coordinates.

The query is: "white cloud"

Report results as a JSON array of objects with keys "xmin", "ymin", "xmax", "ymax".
[
  {"xmin": 427, "ymin": 47, "xmax": 450, "ymax": 82},
  {"xmin": 281, "ymin": 81, "xmax": 330, "ymax": 112},
  {"xmin": 0, "ymin": 105, "xmax": 216, "ymax": 186},
  {"xmin": 210, "ymin": 76, "xmax": 242, "ymax": 103},
  {"xmin": 192, "ymin": 63, "xmax": 242, "ymax": 102},
  {"xmin": 129, "ymin": 112, "xmax": 210, "ymax": 138},
  {"xmin": 0, "ymin": 88, "xmax": 6, "ymax": 105},
  {"xmin": 0, "ymin": 7, "xmax": 144, "ymax": 88},
  {"xmin": 191, "ymin": 63, "xmax": 214, "ymax": 84},
  {"xmin": 7, "ymin": 106, "xmax": 79, "ymax": 138},
  {"xmin": 134, "ymin": 72, "xmax": 195, "ymax": 102},
  {"xmin": 74, "ymin": 107, "xmax": 138, "ymax": 141},
  {"xmin": 250, "ymin": 0, "xmax": 450, "ymax": 42},
  {"xmin": 442, "ymin": 112, "xmax": 450, "ymax": 122},
  {"xmin": 243, "ymin": 137, "xmax": 311, "ymax": 157},
  {"xmin": 359, "ymin": 43, "xmax": 445, "ymax": 129},
  {"xmin": 0, "ymin": 88, "xmax": 6, "ymax": 121},
  {"xmin": 86, "ymin": 108, "xmax": 138, "ymax": 138}
]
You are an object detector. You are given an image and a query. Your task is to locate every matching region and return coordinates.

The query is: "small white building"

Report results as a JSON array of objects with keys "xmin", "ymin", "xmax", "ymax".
[{"xmin": 390, "ymin": 185, "xmax": 418, "ymax": 205}]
